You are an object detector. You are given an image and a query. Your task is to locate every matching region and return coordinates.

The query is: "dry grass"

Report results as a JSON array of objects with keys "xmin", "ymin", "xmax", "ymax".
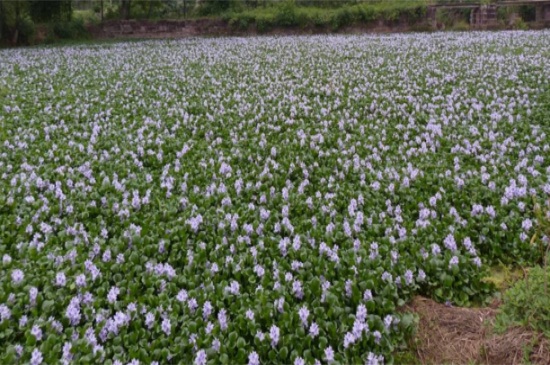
[{"xmin": 404, "ymin": 296, "xmax": 550, "ymax": 365}]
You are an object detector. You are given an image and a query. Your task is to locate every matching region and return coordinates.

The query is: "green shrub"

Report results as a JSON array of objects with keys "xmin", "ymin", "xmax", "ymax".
[
  {"xmin": 220, "ymin": 1, "xmax": 427, "ymax": 32},
  {"xmin": 52, "ymin": 18, "xmax": 89, "ymax": 40},
  {"xmin": 73, "ymin": 9, "xmax": 100, "ymax": 25},
  {"xmin": 197, "ymin": 0, "xmax": 240, "ymax": 16},
  {"xmin": 275, "ymin": 0, "xmax": 298, "ymax": 26},
  {"xmin": 381, "ymin": 7, "xmax": 400, "ymax": 22},
  {"xmin": 358, "ymin": 6, "xmax": 377, "ymax": 23},
  {"xmin": 331, "ymin": 8, "xmax": 352, "ymax": 30},
  {"xmin": 450, "ymin": 20, "xmax": 470, "ymax": 31},
  {"xmin": 256, "ymin": 14, "xmax": 276, "ymax": 32},
  {"xmin": 495, "ymin": 264, "xmax": 550, "ymax": 337},
  {"xmin": 104, "ymin": 5, "xmax": 119, "ymax": 20},
  {"xmin": 515, "ymin": 18, "xmax": 529, "ymax": 30},
  {"xmin": 17, "ymin": 16, "xmax": 36, "ymax": 45},
  {"xmin": 310, "ymin": 11, "xmax": 331, "ymax": 27}
]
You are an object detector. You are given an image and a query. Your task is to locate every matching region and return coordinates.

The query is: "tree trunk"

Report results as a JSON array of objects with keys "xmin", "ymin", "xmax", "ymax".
[
  {"xmin": 120, "ymin": 0, "xmax": 131, "ymax": 19},
  {"xmin": 147, "ymin": 0, "xmax": 153, "ymax": 18},
  {"xmin": 0, "ymin": 0, "xmax": 4, "ymax": 42},
  {"xmin": 13, "ymin": 0, "xmax": 20, "ymax": 45}
]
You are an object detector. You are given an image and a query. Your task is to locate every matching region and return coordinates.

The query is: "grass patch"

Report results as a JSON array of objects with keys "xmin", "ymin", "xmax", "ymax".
[
  {"xmin": 483, "ymin": 263, "xmax": 525, "ymax": 292},
  {"xmin": 495, "ymin": 263, "xmax": 550, "ymax": 338}
]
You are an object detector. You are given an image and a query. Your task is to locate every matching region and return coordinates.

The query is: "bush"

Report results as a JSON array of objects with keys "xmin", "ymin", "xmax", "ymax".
[
  {"xmin": 73, "ymin": 9, "xmax": 100, "ymax": 25},
  {"xmin": 514, "ymin": 18, "xmax": 529, "ymax": 30},
  {"xmin": 358, "ymin": 6, "xmax": 377, "ymax": 23},
  {"xmin": 17, "ymin": 16, "xmax": 36, "ymax": 45},
  {"xmin": 331, "ymin": 8, "xmax": 353, "ymax": 31},
  {"xmin": 450, "ymin": 20, "xmax": 470, "ymax": 31},
  {"xmin": 104, "ymin": 5, "xmax": 119, "ymax": 20},
  {"xmin": 310, "ymin": 11, "xmax": 331, "ymax": 27},
  {"xmin": 51, "ymin": 18, "xmax": 89, "ymax": 40},
  {"xmin": 495, "ymin": 264, "xmax": 550, "ymax": 337},
  {"xmin": 224, "ymin": 1, "xmax": 428, "ymax": 34},
  {"xmin": 275, "ymin": 0, "xmax": 298, "ymax": 27},
  {"xmin": 256, "ymin": 14, "xmax": 276, "ymax": 32},
  {"xmin": 198, "ymin": 0, "xmax": 240, "ymax": 16}
]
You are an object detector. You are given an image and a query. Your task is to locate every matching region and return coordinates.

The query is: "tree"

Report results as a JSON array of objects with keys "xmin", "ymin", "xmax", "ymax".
[
  {"xmin": 29, "ymin": 0, "xmax": 72, "ymax": 22},
  {"xmin": 120, "ymin": 0, "xmax": 131, "ymax": 19}
]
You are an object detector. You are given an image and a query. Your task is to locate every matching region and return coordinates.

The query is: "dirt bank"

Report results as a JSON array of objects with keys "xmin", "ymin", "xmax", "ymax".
[
  {"xmin": 405, "ymin": 296, "xmax": 550, "ymax": 365},
  {"xmin": 86, "ymin": 18, "xmax": 425, "ymax": 41}
]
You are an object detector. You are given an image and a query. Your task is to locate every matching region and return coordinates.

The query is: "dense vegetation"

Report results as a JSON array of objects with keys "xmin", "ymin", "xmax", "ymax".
[
  {"xmin": 1, "ymin": 31, "xmax": 550, "ymax": 364},
  {"xmin": 0, "ymin": 0, "xmax": 542, "ymax": 46}
]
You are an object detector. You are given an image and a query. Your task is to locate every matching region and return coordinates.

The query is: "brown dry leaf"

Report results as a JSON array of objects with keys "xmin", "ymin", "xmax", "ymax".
[{"xmin": 402, "ymin": 296, "xmax": 550, "ymax": 365}]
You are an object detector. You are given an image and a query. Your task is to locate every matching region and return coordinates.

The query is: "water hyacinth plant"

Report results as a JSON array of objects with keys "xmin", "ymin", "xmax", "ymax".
[{"xmin": 1, "ymin": 31, "xmax": 550, "ymax": 364}]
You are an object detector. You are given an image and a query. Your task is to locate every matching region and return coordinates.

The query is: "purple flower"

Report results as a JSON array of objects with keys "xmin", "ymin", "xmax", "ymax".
[
  {"xmin": 194, "ymin": 350, "xmax": 207, "ymax": 365},
  {"xmin": 384, "ymin": 315, "xmax": 393, "ymax": 329},
  {"xmin": 30, "ymin": 348, "xmax": 43, "ymax": 365},
  {"xmin": 31, "ymin": 324, "xmax": 42, "ymax": 341},
  {"xmin": 56, "ymin": 272, "xmax": 66, "ymax": 287},
  {"xmin": 356, "ymin": 304, "xmax": 367, "ymax": 322},
  {"xmin": 75, "ymin": 274, "xmax": 87, "ymax": 287},
  {"xmin": 226, "ymin": 280, "xmax": 240, "ymax": 295},
  {"xmin": 145, "ymin": 312, "xmax": 155, "ymax": 329},
  {"xmin": 324, "ymin": 346, "xmax": 334, "ymax": 362},
  {"xmin": 3, "ymin": 254, "xmax": 12, "ymax": 265},
  {"xmin": 11, "ymin": 269, "xmax": 24, "ymax": 284},
  {"xmin": 218, "ymin": 309, "xmax": 228, "ymax": 331},
  {"xmin": 62, "ymin": 342, "xmax": 73, "ymax": 363},
  {"xmin": 363, "ymin": 289, "xmax": 373, "ymax": 301},
  {"xmin": 212, "ymin": 338, "xmax": 221, "ymax": 352},
  {"xmin": 65, "ymin": 297, "xmax": 81, "ymax": 325},
  {"xmin": 449, "ymin": 256, "xmax": 459, "ymax": 268},
  {"xmin": 443, "ymin": 234, "xmax": 457, "ymax": 251},
  {"xmin": 373, "ymin": 330, "xmax": 382, "ymax": 344},
  {"xmin": 298, "ymin": 306, "xmax": 309, "ymax": 326},
  {"xmin": 404, "ymin": 270, "xmax": 414, "ymax": 285},
  {"xmin": 177, "ymin": 289, "xmax": 188, "ymax": 303},
  {"xmin": 366, "ymin": 352, "xmax": 383, "ymax": 365},
  {"xmin": 292, "ymin": 280, "xmax": 304, "ymax": 299},
  {"xmin": 473, "ymin": 257, "xmax": 482, "ymax": 267},
  {"xmin": 248, "ymin": 351, "xmax": 260, "ymax": 365},
  {"xmin": 107, "ymin": 286, "xmax": 120, "ymax": 304},
  {"xmin": 309, "ymin": 322, "xmax": 319, "ymax": 337},
  {"xmin": 269, "ymin": 325, "xmax": 280, "ymax": 347},
  {"xmin": 0, "ymin": 304, "xmax": 11, "ymax": 322},
  {"xmin": 246, "ymin": 309, "xmax": 254, "ymax": 321},
  {"xmin": 417, "ymin": 269, "xmax": 426, "ymax": 281},
  {"xmin": 203, "ymin": 301, "xmax": 213, "ymax": 319},
  {"xmin": 344, "ymin": 332, "xmax": 356, "ymax": 348},
  {"xmin": 161, "ymin": 318, "xmax": 171, "ymax": 335}
]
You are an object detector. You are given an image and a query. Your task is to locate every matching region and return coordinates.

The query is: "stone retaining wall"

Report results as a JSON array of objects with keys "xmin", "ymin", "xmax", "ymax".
[{"xmin": 89, "ymin": 19, "xmax": 229, "ymax": 39}]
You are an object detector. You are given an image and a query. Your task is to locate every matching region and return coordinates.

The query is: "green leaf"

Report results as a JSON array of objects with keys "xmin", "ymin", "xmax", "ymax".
[{"xmin": 279, "ymin": 346, "xmax": 288, "ymax": 360}]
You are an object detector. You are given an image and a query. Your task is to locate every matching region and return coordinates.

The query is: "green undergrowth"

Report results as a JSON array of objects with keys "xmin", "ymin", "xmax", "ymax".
[
  {"xmin": 495, "ymin": 262, "xmax": 550, "ymax": 338},
  {"xmin": 223, "ymin": 0, "xmax": 428, "ymax": 32}
]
